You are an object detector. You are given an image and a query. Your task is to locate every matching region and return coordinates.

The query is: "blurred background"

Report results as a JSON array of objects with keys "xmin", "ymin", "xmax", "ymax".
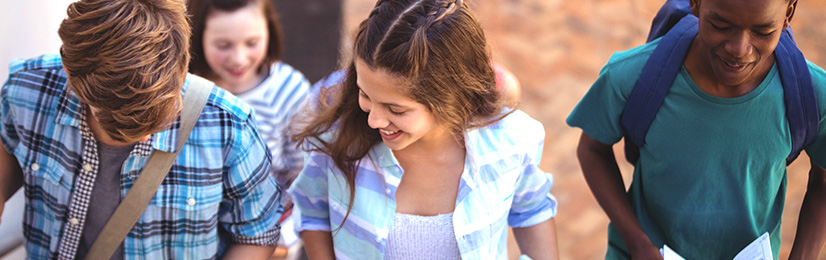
[{"xmin": 2, "ymin": 0, "xmax": 826, "ymax": 259}]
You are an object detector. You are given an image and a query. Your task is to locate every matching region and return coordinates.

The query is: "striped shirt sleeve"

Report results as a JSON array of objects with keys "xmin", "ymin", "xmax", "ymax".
[
  {"xmin": 507, "ymin": 119, "xmax": 557, "ymax": 228},
  {"xmin": 288, "ymin": 151, "xmax": 333, "ymax": 232}
]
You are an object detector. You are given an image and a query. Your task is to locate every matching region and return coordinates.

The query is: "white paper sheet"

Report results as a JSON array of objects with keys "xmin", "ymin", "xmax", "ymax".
[
  {"xmin": 660, "ymin": 232, "xmax": 773, "ymax": 260},
  {"xmin": 661, "ymin": 244, "xmax": 686, "ymax": 260},
  {"xmin": 733, "ymin": 233, "xmax": 773, "ymax": 260}
]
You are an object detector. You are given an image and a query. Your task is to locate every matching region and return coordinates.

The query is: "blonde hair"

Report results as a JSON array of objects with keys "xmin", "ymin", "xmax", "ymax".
[{"xmin": 59, "ymin": 0, "xmax": 191, "ymax": 142}]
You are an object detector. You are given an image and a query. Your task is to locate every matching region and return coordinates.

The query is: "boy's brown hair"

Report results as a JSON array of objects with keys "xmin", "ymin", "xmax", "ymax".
[{"xmin": 59, "ymin": 0, "xmax": 191, "ymax": 143}]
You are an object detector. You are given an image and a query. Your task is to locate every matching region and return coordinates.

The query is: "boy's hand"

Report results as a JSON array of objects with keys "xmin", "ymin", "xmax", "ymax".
[
  {"xmin": 0, "ymin": 146, "xmax": 25, "ymax": 225},
  {"xmin": 629, "ymin": 243, "xmax": 664, "ymax": 260}
]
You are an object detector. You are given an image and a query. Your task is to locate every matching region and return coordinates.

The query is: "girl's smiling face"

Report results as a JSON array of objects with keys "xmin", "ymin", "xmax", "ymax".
[
  {"xmin": 355, "ymin": 59, "xmax": 451, "ymax": 152},
  {"xmin": 202, "ymin": 3, "xmax": 268, "ymax": 93}
]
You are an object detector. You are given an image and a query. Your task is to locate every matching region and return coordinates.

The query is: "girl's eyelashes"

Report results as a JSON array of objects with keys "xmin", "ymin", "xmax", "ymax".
[
  {"xmin": 216, "ymin": 42, "xmax": 232, "ymax": 50},
  {"xmin": 358, "ymin": 88, "xmax": 405, "ymax": 115},
  {"xmin": 388, "ymin": 108, "xmax": 404, "ymax": 115}
]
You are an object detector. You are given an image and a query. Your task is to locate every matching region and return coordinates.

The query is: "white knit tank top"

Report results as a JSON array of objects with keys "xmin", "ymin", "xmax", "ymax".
[{"xmin": 385, "ymin": 212, "xmax": 461, "ymax": 260}]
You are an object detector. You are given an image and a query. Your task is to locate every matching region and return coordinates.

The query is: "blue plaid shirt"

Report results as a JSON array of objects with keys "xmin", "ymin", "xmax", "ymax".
[{"xmin": 1, "ymin": 54, "xmax": 282, "ymax": 260}]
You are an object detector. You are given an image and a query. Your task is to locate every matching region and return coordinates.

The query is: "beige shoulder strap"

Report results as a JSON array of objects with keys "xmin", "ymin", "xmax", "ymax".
[{"xmin": 84, "ymin": 76, "xmax": 214, "ymax": 260}]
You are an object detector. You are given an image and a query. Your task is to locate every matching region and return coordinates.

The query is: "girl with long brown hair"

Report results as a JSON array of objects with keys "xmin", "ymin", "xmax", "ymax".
[{"xmin": 288, "ymin": 0, "xmax": 559, "ymax": 259}]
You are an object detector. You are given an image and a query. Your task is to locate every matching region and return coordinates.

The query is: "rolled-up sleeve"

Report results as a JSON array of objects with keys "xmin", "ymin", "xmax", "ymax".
[
  {"xmin": 220, "ymin": 115, "xmax": 283, "ymax": 245},
  {"xmin": 508, "ymin": 132, "xmax": 557, "ymax": 228}
]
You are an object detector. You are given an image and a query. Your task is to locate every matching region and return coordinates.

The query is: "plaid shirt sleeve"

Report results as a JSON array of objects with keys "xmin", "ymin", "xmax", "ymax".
[{"xmin": 220, "ymin": 113, "xmax": 283, "ymax": 245}]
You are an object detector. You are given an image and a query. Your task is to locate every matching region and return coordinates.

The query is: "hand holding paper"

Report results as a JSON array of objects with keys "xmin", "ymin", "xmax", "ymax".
[{"xmin": 660, "ymin": 233, "xmax": 772, "ymax": 260}]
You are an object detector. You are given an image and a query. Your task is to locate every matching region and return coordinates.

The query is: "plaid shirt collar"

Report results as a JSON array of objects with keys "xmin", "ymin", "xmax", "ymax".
[{"xmin": 55, "ymin": 80, "xmax": 188, "ymax": 154}]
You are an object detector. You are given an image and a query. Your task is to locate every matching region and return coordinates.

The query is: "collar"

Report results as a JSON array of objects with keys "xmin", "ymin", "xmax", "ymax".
[
  {"xmin": 460, "ymin": 129, "xmax": 481, "ymax": 191},
  {"xmin": 373, "ymin": 142, "xmax": 400, "ymax": 168},
  {"xmin": 56, "ymin": 77, "xmax": 194, "ymax": 154},
  {"xmin": 77, "ymin": 103, "xmax": 153, "ymax": 157},
  {"xmin": 54, "ymin": 79, "xmax": 84, "ymax": 128}
]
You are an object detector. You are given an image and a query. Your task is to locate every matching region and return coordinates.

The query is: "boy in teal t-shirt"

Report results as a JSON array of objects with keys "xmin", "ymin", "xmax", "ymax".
[{"xmin": 567, "ymin": 0, "xmax": 826, "ymax": 258}]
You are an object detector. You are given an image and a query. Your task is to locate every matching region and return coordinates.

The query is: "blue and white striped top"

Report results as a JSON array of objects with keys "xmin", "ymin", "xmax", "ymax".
[
  {"xmin": 288, "ymin": 110, "xmax": 557, "ymax": 259},
  {"xmin": 235, "ymin": 62, "xmax": 310, "ymax": 186}
]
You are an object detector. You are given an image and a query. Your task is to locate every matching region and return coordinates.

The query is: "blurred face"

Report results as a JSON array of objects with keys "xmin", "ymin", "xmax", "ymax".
[
  {"xmin": 355, "ymin": 60, "xmax": 450, "ymax": 151},
  {"xmin": 691, "ymin": 0, "xmax": 793, "ymax": 87},
  {"xmin": 202, "ymin": 4, "xmax": 268, "ymax": 93}
]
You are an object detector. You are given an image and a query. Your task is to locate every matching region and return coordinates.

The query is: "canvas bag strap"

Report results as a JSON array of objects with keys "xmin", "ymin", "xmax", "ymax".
[{"xmin": 84, "ymin": 77, "xmax": 214, "ymax": 260}]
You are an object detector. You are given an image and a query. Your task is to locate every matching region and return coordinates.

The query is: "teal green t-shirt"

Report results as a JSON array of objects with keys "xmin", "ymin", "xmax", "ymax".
[{"xmin": 567, "ymin": 38, "xmax": 826, "ymax": 259}]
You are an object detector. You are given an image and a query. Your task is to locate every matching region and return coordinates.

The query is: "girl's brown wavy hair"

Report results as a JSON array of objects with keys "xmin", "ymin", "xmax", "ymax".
[
  {"xmin": 294, "ymin": 0, "xmax": 511, "ymax": 228},
  {"xmin": 59, "ymin": 0, "xmax": 190, "ymax": 143}
]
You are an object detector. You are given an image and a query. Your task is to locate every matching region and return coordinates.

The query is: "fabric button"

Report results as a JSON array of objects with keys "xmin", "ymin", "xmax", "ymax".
[
  {"xmin": 385, "ymin": 188, "xmax": 391, "ymax": 195},
  {"xmin": 30, "ymin": 163, "xmax": 40, "ymax": 171},
  {"xmin": 187, "ymin": 198, "xmax": 196, "ymax": 206},
  {"xmin": 83, "ymin": 164, "xmax": 93, "ymax": 172},
  {"xmin": 69, "ymin": 218, "xmax": 79, "ymax": 225}
]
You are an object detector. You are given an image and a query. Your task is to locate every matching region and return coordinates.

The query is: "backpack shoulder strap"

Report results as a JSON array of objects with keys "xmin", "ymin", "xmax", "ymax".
[
  {"xmin": 621, "ymin": 15, "xmax": 698, "ymax": 164},
  {"xmin": 646, "ymin": 0, "xmax": 691, "ymax": 43},
  {"xmin": 775, "ymin": 31, "xmax": 819, "ymax": 164}
]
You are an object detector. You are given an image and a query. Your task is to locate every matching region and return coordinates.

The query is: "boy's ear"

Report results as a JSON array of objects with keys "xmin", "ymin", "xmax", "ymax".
[
  {"xmin": 689, "ymin": 0, "xmax": 701, "ymax": 17},
  {"xmin": 784, "ymin": 0, "xmax": 798, "ymax": 29}
]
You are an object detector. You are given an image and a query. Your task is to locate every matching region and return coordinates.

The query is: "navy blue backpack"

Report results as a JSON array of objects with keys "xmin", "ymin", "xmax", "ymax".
[{"xmin": 621, "ymin": 0, "xmax": 819, "ymax": 165}]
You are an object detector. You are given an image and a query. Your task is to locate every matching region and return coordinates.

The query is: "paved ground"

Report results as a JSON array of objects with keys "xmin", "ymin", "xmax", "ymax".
[{"xmin": 341, "ymin": 0, "xmax": 826, "ymax": 259}]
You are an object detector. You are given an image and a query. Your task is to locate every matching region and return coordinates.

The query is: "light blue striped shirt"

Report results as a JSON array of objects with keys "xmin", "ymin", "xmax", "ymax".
[{"xmin": 288, "ymin": 110, "xmax": 557, "ymax": 259}]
